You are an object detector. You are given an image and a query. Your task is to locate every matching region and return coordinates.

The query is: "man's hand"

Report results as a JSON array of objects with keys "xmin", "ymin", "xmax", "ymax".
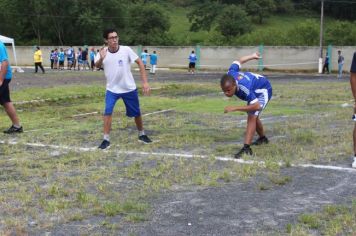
[
  {"xmin": 99, "ymin": 47, "xmax": 108, "ymax": 60},
  {"xmin": 142, "ymin": 82, "xmax": 150, "ymax": 96},
  {"xmin": 252, "ymin": 52, "xmax": 262, "ymax": 60},
  {"xmin": 224, "ymin": 106, "xmax": 237, "ymax": 113}
]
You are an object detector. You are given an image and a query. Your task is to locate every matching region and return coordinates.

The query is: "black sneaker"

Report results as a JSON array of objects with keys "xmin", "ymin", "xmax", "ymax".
[
  {"xmin": 3, "ymin": 125, "xmax": 23, "ymax": 134},
  {"xmin": 234, "ymin": 146, "xmax": 253, "ymax": 159},
  {"xmin": 98, "ymin": 140, "xmax": 110, "ymax": 150},
  {"xmin": 252, "ymin": 136, "xmax": 269, "ymax": 146},
  {"xmin": 138, "ymin": 135, "xmax": 152, "ymax": 144}
]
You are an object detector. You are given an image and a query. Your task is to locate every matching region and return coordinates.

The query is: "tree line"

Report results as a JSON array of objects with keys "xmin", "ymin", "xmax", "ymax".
[{"xmin": 0, "ymin": 0, "xmax": 355, "ymax": 46}]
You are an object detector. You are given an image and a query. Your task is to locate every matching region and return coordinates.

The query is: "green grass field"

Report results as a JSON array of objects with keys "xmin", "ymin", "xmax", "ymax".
[{"xmin": 0, "ymin": 74, "xmax": 355, "ymax": 235}]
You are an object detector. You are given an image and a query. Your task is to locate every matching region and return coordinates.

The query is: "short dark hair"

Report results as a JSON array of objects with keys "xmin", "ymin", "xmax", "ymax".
[
  {"xmin": 103, "ymin": 28, "xmax": 117, "ymax": 39},
  {"xmin": 220, "ymin": 74, "xmax": 235, "ymax": 87}
]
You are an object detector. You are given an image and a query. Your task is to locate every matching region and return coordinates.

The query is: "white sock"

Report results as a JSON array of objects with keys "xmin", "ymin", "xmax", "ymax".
[
  {"xmin": 13, "ymin": 124, "xmax": 21, "ymax": 129},
  {"xmin": 138, "ymin": 130, "xmax": 145, "ymax": 136},
  {"xmin": 103, "ymin": 134, "xmax": 110, "ymax": 141}
]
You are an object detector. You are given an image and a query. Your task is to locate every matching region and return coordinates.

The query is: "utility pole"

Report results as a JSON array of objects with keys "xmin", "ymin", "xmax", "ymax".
[{"xmin": 318, "ymin": 0, "xmax": 324, "ymax": 73}]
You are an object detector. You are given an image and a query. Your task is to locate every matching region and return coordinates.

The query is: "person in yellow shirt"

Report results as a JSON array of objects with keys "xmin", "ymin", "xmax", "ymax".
[{"xmin": 34, "ymin": 46, "xmax": 45, "ymax": 73}]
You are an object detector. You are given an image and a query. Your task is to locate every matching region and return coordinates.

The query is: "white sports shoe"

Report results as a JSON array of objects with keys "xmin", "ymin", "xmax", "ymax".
[{"xmin": 352, "ymin": 157, "xmax": 356, "ymax": 168}]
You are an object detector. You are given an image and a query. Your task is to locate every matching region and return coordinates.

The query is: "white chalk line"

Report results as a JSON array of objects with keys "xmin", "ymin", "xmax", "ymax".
[
  {"xmin": 142, "ymin": 109, "xmax": 174, "ymax": 117},
  {"xmin": 72, "ymin": 112, "xmax": 99, "ymax": 118},
  {"xmin": 1, "ymin": 140, "xmax": 355, "ymax": 173}
]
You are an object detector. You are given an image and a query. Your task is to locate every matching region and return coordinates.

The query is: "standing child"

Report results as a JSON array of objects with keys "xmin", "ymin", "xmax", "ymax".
[
  {"xmin": 50, "ymin": 50, "xmax": 55, "ymax": 69},
  {"xmin": 53, "ymin": 48, "xmax": 58, "ymax": 69},
  {"xmin": 34, "ymin": 46, "xmax": 45, "ymax": 73},
  {"xmin": 140, "ymin": 49, "xmax": 149, "ymax": 70},
  {"xmin": 338, "ymin": 50, "xmax": 345, "ymax": 79},
  {"xmin": 58, "ymin": 48, "xmax": 65, "ymax": 70},
  {"xmin": 188, "ymin": 50, "xmax": 197, "ymax": 74},
  {"xmin": 149, "ymin": 51, "xmax": 158, "ymax": 74},
  {"xmin": 220, "ymin": 52, "xmax": 272, "ymax": 158},
  {"xmin": 90, "ymin": 47, "xmax": 96, "ymax": 71}
]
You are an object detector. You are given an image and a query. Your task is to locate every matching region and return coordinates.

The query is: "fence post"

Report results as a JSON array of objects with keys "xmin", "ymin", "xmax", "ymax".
[
  {"xmin": 137, "ymin": 45, "xmax": 142, "ymax": 58},
  {"xmin": 258, "ymin": 44, "xmax": 264, "ymax": 71},
  {"xmin": 195, "ymin": 44, "xmax": 201, "ymax": 71},
  {"xmin": 327, "ymin": 44, "xmax": 332, "ymax": 72}
]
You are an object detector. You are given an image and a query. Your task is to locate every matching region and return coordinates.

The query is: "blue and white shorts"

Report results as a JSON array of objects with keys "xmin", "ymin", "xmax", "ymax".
[
  {"xmin": 248, "ymin": 87, "xmax": 272, "ymax": 116},
  {"xmin": 104, "ymin": 89, "xmax": 141, "ymax": 117}
]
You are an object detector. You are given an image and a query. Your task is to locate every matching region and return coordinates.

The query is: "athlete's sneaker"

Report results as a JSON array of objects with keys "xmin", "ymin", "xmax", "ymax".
[
  {"xmin": 352, "ymin": 157, "xmax": 356, "ymax": 169},
  {"xmin": 352, "ymin": 114, "xmax": 356, "ymax": 121},
  {"xmin": 138, "ymin": 135, "xmax": 152, "ymax": 144},
  {"xmin": 3, "ymin": 125, "xmax": 23, "ymax": 134},
  {"xmin": 98, "ymin": 140, "xmax": 110, "ymax": 150},
  {"xmin": 252, "ymin": 136, "xmax": 269, "ymax": 146},
  {"xmin": 234, "ymin": 146, "xmax": 253, "ymax": 159}
]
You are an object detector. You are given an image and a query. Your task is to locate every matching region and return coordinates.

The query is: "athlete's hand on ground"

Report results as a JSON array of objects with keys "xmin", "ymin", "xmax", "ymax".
[
  {"xmin": 224, "ymin": 106, "xmax": 236, "ymax": 113},
  {"xmin": 142, "ymin": 82, "xmax": 150, "ymax": 96}
]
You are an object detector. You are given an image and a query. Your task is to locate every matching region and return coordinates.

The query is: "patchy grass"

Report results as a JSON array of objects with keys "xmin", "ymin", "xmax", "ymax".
[
  {"xmin": 0, "ymin": 75, "xmax": 354, "ymax": 234},
  {"xmin": 287, "ymin": 200, "xmax": 356, "ymax": 235}
]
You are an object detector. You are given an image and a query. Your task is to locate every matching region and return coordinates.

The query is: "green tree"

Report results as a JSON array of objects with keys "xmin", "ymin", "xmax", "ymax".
[
  {"xmin": 125, "ymin": 3, "xmax": 171, "ymax": 45},
  {"xmin": 325, "ymin": 21, "xmax": 356, "ymax": 46},
  {"xmin": 275, "ymin": 0, "xmax": 294, "ymax": 13},
  {"xmin": 216, "ymin": 5, "xmax": 251, "ymax": 41},
  {"xmin": 286, "ymin": 19, "xmax": 319, "ymax": 45},
  {"xmin": 245, "ymin": 0, "xmax": 276, "ymax": 24},
  {"xmin": 187, "ymin": 0, "xmax": 221, "ymax": 32}
]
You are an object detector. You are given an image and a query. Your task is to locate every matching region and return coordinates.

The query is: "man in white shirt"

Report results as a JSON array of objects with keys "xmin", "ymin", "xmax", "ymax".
[{"xmin": 95, "ymin": 29, "xmax": 152, "ymax": 149}]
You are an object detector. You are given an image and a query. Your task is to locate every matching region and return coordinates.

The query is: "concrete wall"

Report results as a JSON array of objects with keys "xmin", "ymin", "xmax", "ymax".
[{"xmin": 5, "ymin": 45, "xmax": 356, "ymax": 72}]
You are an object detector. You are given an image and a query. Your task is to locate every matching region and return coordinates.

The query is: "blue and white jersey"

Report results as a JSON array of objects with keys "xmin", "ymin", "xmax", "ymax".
[
  {"xmin": 0, "ymin": 41, "xmax": 12, "ymax": 80},
  {"xmin": 227, "ymin": 61, "xmax": 272, "ymax": 105}
]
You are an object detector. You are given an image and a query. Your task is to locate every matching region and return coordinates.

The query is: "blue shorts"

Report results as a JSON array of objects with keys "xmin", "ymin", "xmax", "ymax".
[
  {"xmin": 104, "ymin": 89, "xmax": 141, "ymax": 117},
  {"xmin": 351, "ymin": 52, "xmax": 356, "ymax": 73},
  {"xmin": 248, "ymin": 87, "xmax": 272, "ymax": 116}
]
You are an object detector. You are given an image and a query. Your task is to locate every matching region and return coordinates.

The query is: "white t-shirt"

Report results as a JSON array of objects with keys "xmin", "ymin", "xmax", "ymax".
[{"xmin": 103, "ymin": 46, "xmax": 139, "ymax": 94}]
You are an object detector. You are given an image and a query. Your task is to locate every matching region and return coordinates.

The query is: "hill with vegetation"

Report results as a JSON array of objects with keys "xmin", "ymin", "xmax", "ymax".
[{"xmin": 0, "ymin": 0, "xmax": 355, "ymax": 46}]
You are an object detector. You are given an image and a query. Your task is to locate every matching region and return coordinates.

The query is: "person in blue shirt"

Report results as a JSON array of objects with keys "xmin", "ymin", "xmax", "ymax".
[
  {"xmin": 89, "ymin": 47, "xmax": 96, "ymax": 71},
  {"xmin": 140, "ymin": 49, "xmax": 149, "ymax": 69},
  {"xmin": 58, "ymin": 48, "xmax": 65, "ymax": 70},
  {"xmin": 0, "ymin": 41, "xmax": 22, "ymax": 133},
  {"xmin": 149, "ymin": 51, "xmax": 158, "ymax": 74},
  {"xmin": 188, "ymin": 50, "xmax": 197, "ymax": 74},
  {"xmin": 322, "ymin": 52, "xmax": 330, "ymax": 74},
  {"xmin": 66, "ymin": 46, "xmax": 74, "ymax": 70},
  {"xmin": 220, "ymin": 52, "xmax": 272, "ymax": 158},
  {"xmin": 50, "ymin": 50, "xmax": 55, "ymax": 69}
]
